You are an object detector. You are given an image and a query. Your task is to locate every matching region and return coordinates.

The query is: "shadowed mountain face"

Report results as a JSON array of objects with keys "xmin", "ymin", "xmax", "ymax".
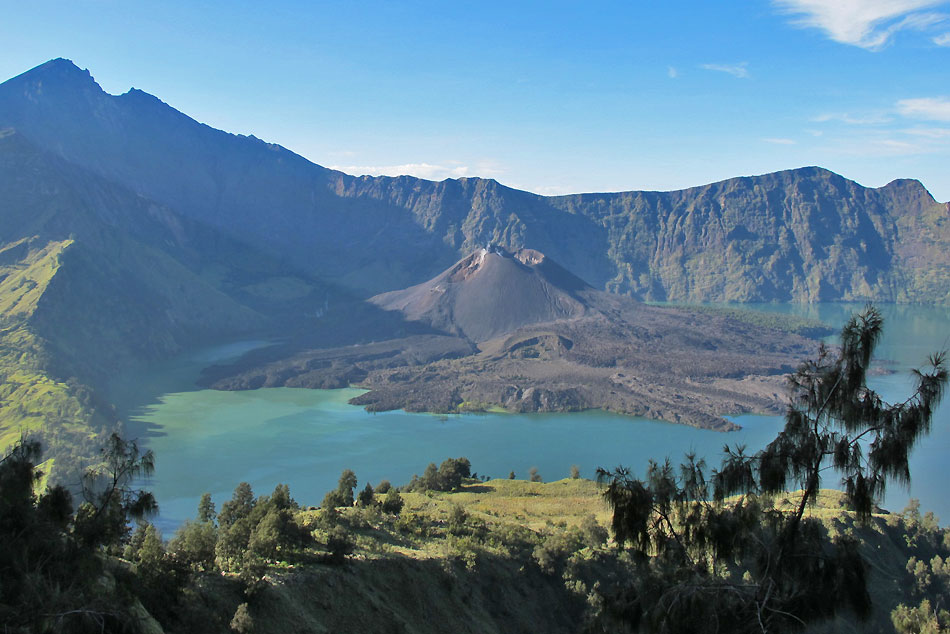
[
  {"xmin": 1, "ymin": 59, "xmax": 948, "ymax": 304},
  {"xmin": 0, "ymin": 125, "xmax": 422, "ymax": 473},
  {"xmin": 0, "ymin": 58, "xmax": 944, "ymax": 448},
  {"xmin": 371, "ymin": 248, "xmax": 593, "ymax": 342}
]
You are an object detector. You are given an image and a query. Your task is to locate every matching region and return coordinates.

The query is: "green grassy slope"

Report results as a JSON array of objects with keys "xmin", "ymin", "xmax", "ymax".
[
  {"xmin": 0, "ymin": 239, "xmax": 110, "ymax": 451},
  {"xmin": 153, "ymin": 480, "xmax": 947, "ymax": 634}
]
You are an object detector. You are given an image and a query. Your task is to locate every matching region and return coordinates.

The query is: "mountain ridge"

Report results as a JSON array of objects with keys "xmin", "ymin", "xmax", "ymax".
[
  {"xmin": 2, "ymin": 58, "xmax": 948, "ymax": 304},
  {"xmin": 5, "ymin": 57, "xmax": 942, "ymax": 471}
]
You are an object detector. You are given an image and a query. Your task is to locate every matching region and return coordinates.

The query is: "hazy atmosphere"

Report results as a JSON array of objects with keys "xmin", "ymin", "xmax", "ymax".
[
  {"xmin": 2, "ymin": 0, "xmax": 948, "ymax": 199},
  {"xmin": 2, "ymin": 2, "xmax": 949, "ymax": 633}
]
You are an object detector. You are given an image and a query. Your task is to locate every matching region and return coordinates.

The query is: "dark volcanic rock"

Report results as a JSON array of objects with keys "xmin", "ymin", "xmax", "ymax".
[
  {"xmin": 210, "ymin": 250, "xmax": 820, "ymax": 431},
  {"xmin": 370, "ymin": 248, "xmax": 592, "ymax": 342}
]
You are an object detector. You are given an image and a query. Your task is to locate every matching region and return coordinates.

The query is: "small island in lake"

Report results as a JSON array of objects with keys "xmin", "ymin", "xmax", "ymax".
[{"xmin": 199, "ymin": 247, "xmax": 828, "ymax": 431}]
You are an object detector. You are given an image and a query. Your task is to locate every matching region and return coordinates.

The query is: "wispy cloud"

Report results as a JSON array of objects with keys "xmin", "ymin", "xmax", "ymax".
[
  {"xmin": 328, "ymin": 161, "xmax": 503, "ymax": 181},
  {"xmin": 528, "ymin": 184, "xmax": 578, "ymax": 196},
  {"xmin": 773, "ymin": 0, "xmax": 949, "ymax": 50},
  {"xmin": 900, "ymin": 126, "xmax": 950, "ymax": 138},
  {"xmin": 762, "ymin": 137, "xmax": 797, "ymax": 145},
  {"xmin": 822, "ymin": 135, "xmax": 937, "ymax": 157},
  {"xmin": 807, "ymin": 96, "xmax": 950, "ymax": 157},
  {"xmin": 897, "ymin": 96, "xmax": 950, "ymax": 121},
  {"xmin": 812, "ymin": 112, "xmax": 893, "ymax": 125},
  {"xmin": 700, "ymin": 62, "xmax": 749, "ymax": 78},
  {"xmin": 667, "ymin": 66, "xmax": 679, "ymax": 79},
  {"xmin": 935, "ymin": 31, "xmax": 950, "ymax": 44},
  {"xmin": 872, "ymin": 138, "xmax": 933, "ymax": 154}
]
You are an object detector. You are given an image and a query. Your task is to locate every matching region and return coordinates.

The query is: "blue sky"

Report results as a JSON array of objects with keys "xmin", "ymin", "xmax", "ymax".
[{"xmin": 2, "ymin": 0, "xmax": 949, "ymax": 199}]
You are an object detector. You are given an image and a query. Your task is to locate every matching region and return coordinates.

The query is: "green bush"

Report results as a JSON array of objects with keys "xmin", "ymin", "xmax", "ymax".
[
  {"xmin": 447, "ymin": 505, "xmax": 469, "ymax": 536},
  {"xmin": 326, "ymin": 525, "xmax": 354, "ymax": 564},
  {"xmin": 357, "ymin": 482, "xmax": 376, "ymax": 507},
  {"xmin": 230, "ymin": 602, "xmax": 254, "ymax": 633},
  {"xmin": 579, "ymin": 515, "xmax": 608, "ymax": 549},
  {"xmin": 382, "ymin": 489, "xmax": 404, "ymax": 515},
  {"xmin": 532, "ymin": 526, "xmax": 585, "ymax": 574}
]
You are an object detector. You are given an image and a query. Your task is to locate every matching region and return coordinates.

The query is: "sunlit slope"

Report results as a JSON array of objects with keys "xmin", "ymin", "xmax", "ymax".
[
  {"xmin": 0, "ymin": 239, "xmax": 106, "ymax": 449},
  {"xmin": 187, "ymin": 481, "xmax": 941, "ymax": 634},
  {"xmin": 0, "ymin": 130, "xmax": 268, "ymax": 456}
]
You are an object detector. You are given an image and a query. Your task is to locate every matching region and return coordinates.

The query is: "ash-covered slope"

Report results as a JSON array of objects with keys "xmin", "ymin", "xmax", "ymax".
[
  {"xmin": 208, "ymin": 248, "xmax": 824, "ymax": 430},
  {"xmin": 370, "ymin": 247, "xmax": 594, "ymax": 342}
]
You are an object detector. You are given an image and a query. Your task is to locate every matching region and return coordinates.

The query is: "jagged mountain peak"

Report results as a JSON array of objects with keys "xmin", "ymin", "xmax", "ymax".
[
  {"xmin": 881, "ymin": 177, "xmax": 935, "ymax": 198},
  {"xmin": 4, "ymin": 58, "xmax": 99, "ymax": 92}
]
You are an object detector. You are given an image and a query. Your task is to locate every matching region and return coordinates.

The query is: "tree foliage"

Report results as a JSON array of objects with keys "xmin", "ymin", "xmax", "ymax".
[
  {"xmin": 74, "ymin": 432, "xmax": 158, "ymax": 550},
  {"xmin": 169, "ymin": 518, "xmax": 218, "ymax": 571},
  {"xmin": 357, "ymin": 482, "xmax": 376, "ymax": 507},
  {"xmin": 596, "ymin": 306, "xmax": 948, "ymax": 633},
  {"xmin": 529, "ymin": 466, "xmax": 542, "ymax": 483},
  {"xmin": 409, "ymin": 457, "xmax": 472, "ymax": 492},
  {"xmin": 197, "ymin": 492, "xmax": 216, "ymax": 523},
  {"xmin": 215, "ymin": 483, "xmax": 306, "ymax": 570},
  {"xmin": 381, "ymin": 488, "xmax": 404, "ymax": 514},
  {"xmin": 892, "ymin": 599, "xmax": 950, "ymax": 634},
  {"xmin": 0, "ymin": 435, "xmax": 165, "ymax": 632},
  {"xmin": 337, "ymin": 469, "xmax": 357, "ymax": 506}
]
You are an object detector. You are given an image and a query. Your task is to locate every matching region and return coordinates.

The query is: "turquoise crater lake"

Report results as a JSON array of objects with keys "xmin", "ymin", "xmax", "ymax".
[{"xmin": 119, "ymin": 304, "xmax": 950, "ymax": 534}]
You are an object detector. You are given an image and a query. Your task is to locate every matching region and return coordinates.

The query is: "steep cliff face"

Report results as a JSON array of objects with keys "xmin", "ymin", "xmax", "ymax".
[
  {"xmin": 1, "ymin": 58, "xmax": 947, "ymax": 305},
  {"xmin": 548, "ymin": 168, "xmax": 947, "ymax": 303},
  {"xmin": 340, "ymin": 168, "xmax": 949, "ymax": 303}
]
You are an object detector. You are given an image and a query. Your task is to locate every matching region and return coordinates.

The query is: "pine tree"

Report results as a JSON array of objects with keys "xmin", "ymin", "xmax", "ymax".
[
  {"xmin": 596, "ymin": 306, "xmax": 948, "ymax": 633},
  {"xmin": 337, "ymin": 469, "xmax": 357, "ymax": 506},
  {"xmin": 357, "ymin": 482, "xmax": 375, "ymax": 507},
  {"xmin": 197, "ymin": 492, "xmax": 216, "ymax": 523}
]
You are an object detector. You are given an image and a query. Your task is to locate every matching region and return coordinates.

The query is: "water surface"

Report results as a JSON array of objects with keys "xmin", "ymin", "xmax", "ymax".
[{"xmin": 122, "ymin": 303, "xmax": 949, "ymax": 533}]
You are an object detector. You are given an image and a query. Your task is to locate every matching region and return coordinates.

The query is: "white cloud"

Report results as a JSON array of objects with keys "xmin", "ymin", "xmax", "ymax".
[
  {"xmin": 900, "ymin": 126, "xmax": 950, "ymax": 137},
  {"xmin": 935, "ymin": 31, "xmax": 950, "ymax": 44},
  {"xmin": 700, "ymin": 62, "xmax": 749, "ymax": 78},
  {"xmin": 762, "ymin": 137, "xmax": 797, "ymax": 145},
  {"xmin": 329, "ymin": 161, "xmax": 503, "ymax": 181},
  {"xmin": 897, "ymin": 96, "xmax": 950, "ymax": 121},
  {"xmin": 773, "ymin": 0, "xmax": 949, "ymax": 49},
  {"xmin": 812, "ymin": 112, "xmax": 893, "ymax": 125},
  {"xmin": 667, "ymin": 66, "xmax": 679, "ymax": 78},
  {"xmin": 825, "ymin": 136, "xmax": 934, "ymax": 157},
  {"xmin": 528, "ymin": 184, "xmax": 578, "ymax": 196},
  {"xmin": 872, "ymin": 138, "xmax": 932, "ymax": 154}
]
